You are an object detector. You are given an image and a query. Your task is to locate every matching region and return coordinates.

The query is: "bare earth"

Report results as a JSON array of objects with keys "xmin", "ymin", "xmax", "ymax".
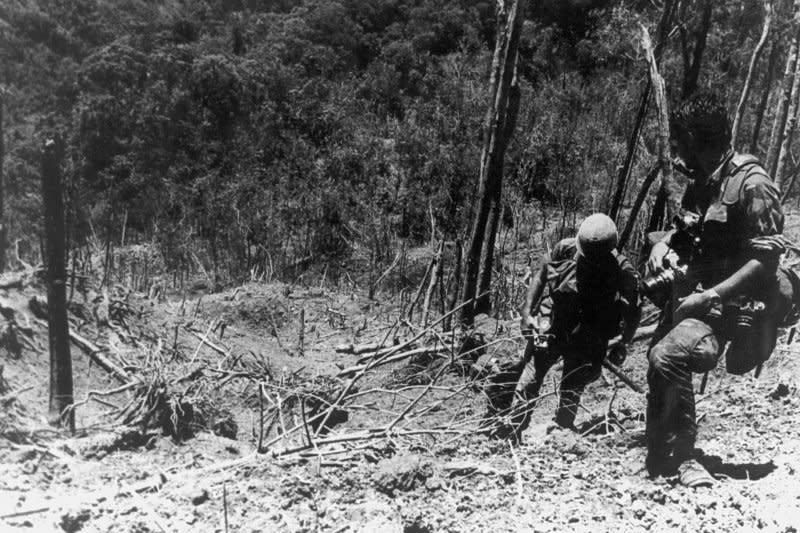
[{"xmin": 3, "ymin": 234, "xmax": 800, "ymax": 532}]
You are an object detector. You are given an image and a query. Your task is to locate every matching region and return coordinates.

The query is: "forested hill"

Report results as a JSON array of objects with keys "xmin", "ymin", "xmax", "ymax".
[{"xmin": 0, "ymin": 0, "xmax": 780, "ymax": 287}]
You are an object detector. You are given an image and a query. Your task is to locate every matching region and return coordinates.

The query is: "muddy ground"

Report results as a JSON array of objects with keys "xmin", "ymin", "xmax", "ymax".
[{"xmin": 3, "ymin": 227, "xmax": 800, "ymax": 532}]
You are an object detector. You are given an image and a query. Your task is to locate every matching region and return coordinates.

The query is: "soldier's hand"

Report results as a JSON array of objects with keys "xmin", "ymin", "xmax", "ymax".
[
  {"xmin": 647, "ymin": 242, "xmax": 679, "ymax": 274},
  {"xmin": 607, "ymin": 341, "xmax": 627, "ymax": 366},
  {"xmin": 673, "ymin": 289, "xmax": 721, "ymax": 324},
  {"xmin": 520, "ymin": 314, "xmax": 538, "ymax": 337}
]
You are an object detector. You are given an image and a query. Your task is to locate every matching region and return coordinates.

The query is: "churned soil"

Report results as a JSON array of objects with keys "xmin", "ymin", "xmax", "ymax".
[{"xmin": 3, "ymin": 221, "xmax": 800, "ymax": 532}]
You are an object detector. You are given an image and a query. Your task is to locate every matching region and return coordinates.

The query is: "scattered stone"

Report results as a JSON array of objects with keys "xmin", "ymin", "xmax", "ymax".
[
  {"xmin": 80, "ymin": 428, "xmax": 148, "ymax": 459},
  {"xmin": 191, "ymin": 488, "xmax": 210, "ymax": 506},
  {"xmin": 212, "ymin": 412, "xmax": 238, "ymax": 440},
  {"xmin": 768, "ymin": 383, "xmax": 791, "ymax": 400},
  {"xmin": 425, "ymin": 476, "xmax": 444, "ymax": 492},
  {"xmin": 372, "ymin": 454, "xmax": 433, "ymax": 496},
  {"xmin": 59, "ymin": 507, "xmax": 91, "ymax": 532},
  {"xmin": 13, "ymin": 449, "xmax": 37, "ymax": 464}
]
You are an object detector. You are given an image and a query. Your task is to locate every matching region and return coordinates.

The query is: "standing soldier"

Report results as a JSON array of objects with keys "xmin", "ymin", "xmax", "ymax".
[
  {"xmin": 500, "ymin": 213, "xmax": 640, "ymax": 440},
  {"xmin": 644, "ymin": 91, "xmax": 785, "ymax": 487}
]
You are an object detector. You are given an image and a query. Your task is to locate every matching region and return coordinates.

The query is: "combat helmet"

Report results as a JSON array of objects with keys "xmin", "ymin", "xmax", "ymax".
[{"xmin": 576, "ymin": 213, "xmax": 618, "ymax": 260}]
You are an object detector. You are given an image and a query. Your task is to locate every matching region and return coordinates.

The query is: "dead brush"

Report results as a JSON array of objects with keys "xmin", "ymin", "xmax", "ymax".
[
  {"xmin": 117, "ymin": 378, "xmax": 198, "ymax": 442},
  {"xmin": 257, "ymin": 373, "xmax": 351, "ymax": 446},
  {"xmin": 0, "ymin": 391, "xmax": 31, "ymax": 443}
]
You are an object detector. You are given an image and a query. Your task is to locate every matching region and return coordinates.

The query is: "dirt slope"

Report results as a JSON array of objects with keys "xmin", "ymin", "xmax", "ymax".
[{"xmin": 3, "ymin": 227, "xmax": 800, "ymax": 531}]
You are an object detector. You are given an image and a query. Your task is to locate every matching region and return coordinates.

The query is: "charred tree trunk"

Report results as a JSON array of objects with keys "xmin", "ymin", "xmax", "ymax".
[
  {"xmin": 0, "ymin": 92, "xmax": 5, "ymax": 274},
  {"xmin": 732, "ymin": 0, "xmax": 774, "ymax": 147},
  {"xmin": 619, "ymin": 163, "xmax": 662, "ymax": 250},
  {"xmin": 42, "ymin": 139, "xmax": 74, "ymax": 431},
  {"xmin": 608, "ymin": 81, "xmax": 649, "ymax": 221},
  {"xmin": 681, "ymin": 0, "xmax": 713, "ymax": 98},
  {"xmin": 443, "ymin": 239, "xmax": 462, "ymax": 332},
  {"xmin": 476, "ymin": 65, "xmax": 521, "ymax": 314},
  {"xmin": 620, "ymin": 25, "xmax": 673, "ymax": 250},
  {"xmin": 608, "ymin": 0, "xmax": 675, "ymax": 223},
  {"xmin": 460, "ymin": 0, "xmax": 523, "ymax": 326},
  {"xmin": 767, "ymin": 11, "xmax": 800, "ymax": 176},
  {"xmin": 775, "ymin": 53, "xmax": 800, "ymax": 189},
  {"xmin": 751, "ymin": 43, "xmax": 781, "ymax": 154}
]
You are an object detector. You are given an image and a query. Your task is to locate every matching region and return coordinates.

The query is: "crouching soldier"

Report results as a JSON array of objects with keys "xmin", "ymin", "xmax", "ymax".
[
  {"xmin": 644, "ymin": 91, "xmax": 787, "ymax": 487},
  {"xmin": 498, "ymin": 213, "xmax": 640, "ymax": 440}
]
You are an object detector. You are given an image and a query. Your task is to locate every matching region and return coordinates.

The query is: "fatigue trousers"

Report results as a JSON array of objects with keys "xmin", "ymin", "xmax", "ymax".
[
  {"xmin": 646, "ymin": 318, "xmax": 723, "ymax": 472},
  {"xmin": 512, "ymin": 337, "xmax": 606, "ymax": 431}
]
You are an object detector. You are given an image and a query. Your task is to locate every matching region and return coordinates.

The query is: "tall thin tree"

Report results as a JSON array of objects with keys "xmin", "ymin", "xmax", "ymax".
[
  {"xmin": 774, "ymin": 54, "xmax": 800, "ymax": 189},
  {"xmin": 766, "ymin": 2, "xmax": 800, "ymax": 176},
  {"xmin": 608, "ymin": 0, "xmax": 676, "ymax": 222},
  {"xmin": 620, "ymin": 25, "xmax": 672, "ymax": 250},
  {"xmin": 460, "ymin": 0, "xmax": 524, "ymax": 326},
  {"xmin": 680, "ymin": 0, "xmax": 713, "ymax": 98},
  {"xmin": 732, "ymin": 0, "xmax": 774, "ymax": 147},
  {"xmin": 750, "ymin": 43, "xmax": 781, "ymax": 154},
  {"xmin": 42, "ymin": 139, "xmax": 74, "ymax": 431},
  {"xmin": 0, "ymin": 90, "xmax": 5, "ymax": 274}
]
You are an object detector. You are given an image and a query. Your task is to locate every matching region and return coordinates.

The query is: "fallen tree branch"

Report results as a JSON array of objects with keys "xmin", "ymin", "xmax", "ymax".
[
  {"xmin": 336, "ymin": 346, "xmax": 450, "ymax": 378},
  {"xmin": 334, "ymin": 341, "xmax": 393, "ymax": 355},
  {"xmin": 69, "ymin": 330, "xmax": 131, "ymax": 384},
  {"xmin": 602, "ymin": 360, "xmax": 643, "ymax": 394},
  {"xmin": 186, "ymin": 324, "xmax": 229, "ymax": 357}
]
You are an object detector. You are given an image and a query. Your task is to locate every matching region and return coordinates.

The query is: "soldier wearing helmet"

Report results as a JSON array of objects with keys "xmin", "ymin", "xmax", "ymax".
[
  {"xmin": 499, "ymin": 213, "xmax": 640, "ymax": 439},
  {"xmin": 644, "ymin": 91, "xmax": 785, "ymax": 487}
]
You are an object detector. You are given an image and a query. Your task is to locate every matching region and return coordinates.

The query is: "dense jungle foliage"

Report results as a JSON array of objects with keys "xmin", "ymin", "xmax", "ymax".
[{"xmin": 0, "ymin": 0, "xmax": 791, "ymax": 289}]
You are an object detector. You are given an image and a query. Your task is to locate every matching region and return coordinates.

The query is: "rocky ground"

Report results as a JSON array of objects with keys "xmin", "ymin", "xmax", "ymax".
[{"xmin": 2, "ymin": 236, "xmax": 800, "ymax": 532}]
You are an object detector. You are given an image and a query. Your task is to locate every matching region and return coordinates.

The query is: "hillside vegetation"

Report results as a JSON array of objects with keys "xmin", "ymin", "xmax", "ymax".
[{"xmin": 2, "ymin": 0, "xmax": 786, "ymax": 295}]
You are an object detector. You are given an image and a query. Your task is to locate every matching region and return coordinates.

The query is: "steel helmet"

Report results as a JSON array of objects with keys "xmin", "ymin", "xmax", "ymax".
[{"xmin": 576, "ymin": 213, "xmax": 618, "ymax": 259}]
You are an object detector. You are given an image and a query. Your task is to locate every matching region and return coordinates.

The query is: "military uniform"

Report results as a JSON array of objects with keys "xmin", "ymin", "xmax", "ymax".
[
  {"xmin": 514, "ymin": 237, "xmax": 639, "ymax": 429},
  {"xmin": 646, "ymin": 152, "xmax": 785, "ymax": 472}
]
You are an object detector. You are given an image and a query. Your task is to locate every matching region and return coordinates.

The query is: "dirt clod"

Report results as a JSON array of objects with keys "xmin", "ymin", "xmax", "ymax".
[
  {"xmin": 769, "ymin": 383, "xmax": 792, "ymax": 400},
  {"xmin": 59, "ymin": 507, "xmax": 91, "ymax": 532},
  {"xmin": 372, "ymin": 454, "xmax": 433, "ymax": 496},
  {"xmin": 190, "ymin": 488, "xmax": 210, "ymax": 506},
  {"xmin": 211, "ymin": 413, "xmax": 238, "ymax": 440}
]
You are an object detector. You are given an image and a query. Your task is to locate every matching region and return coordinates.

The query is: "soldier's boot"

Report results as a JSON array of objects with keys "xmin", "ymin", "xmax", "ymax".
[
  {"xmin": 678, "ymin": 459, "xmax": 715, "ymax": 488},
  {"xmin": 553, "ymin": 390, "xmax": 580, "ymax": 431}
]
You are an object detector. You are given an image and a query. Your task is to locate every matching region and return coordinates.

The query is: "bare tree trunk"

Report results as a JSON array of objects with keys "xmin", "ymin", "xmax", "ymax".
[
  {"xmin": 443, "ymin": 239, "xmax": 462, "ymax": 332},
  {"xmin": 775, "ymin": 53, "xmax": 800, "ymax": 189},
  {"xmin": 766, "ymin": 9, "xmax": 800, "ymax": 176},
  {"xmin": 732, "ymin": 0, "xmax": 774, "ymax": 147},
  {"xmin": 42, "ymin": 139, "xmax": 74, "ymax": 431},
  {"xmin": 681, "ymin": 0, "xmax": 713, "ymax": 98},
  {"xmin": 781, "ymin": 157, "xmax": 800, "ymax": 202},
  {"xmin": 0, "ymin": 91, "xmax": 5, "ymax": 274},
  {"xmin": 620, "ymin": 164, "xmax": 662, "ymax": 250},
  {"xmin": 751, "ymin": 43, "xmax": 781, "ymax": 154},
  {"xmin": 476, "ymin": 63, "xmax": 521, "ymax": 314},
  {"xmin": 620, "ymin": 25, "xmax": 672, "ymax": 250},
  {"xmin": 460, "ymin": 0, "xmax": 523, "ymax": 326},
  {"xmin": 608, "ymin": 81, "xmax": 649, "ymax": 221},
  {"xmin": 609, "ymin": 0, "xmax": 675, "ymax": 222},
  {"xmin": 422, "ymin": 241, "xmax": 443, "ymax": 327}
]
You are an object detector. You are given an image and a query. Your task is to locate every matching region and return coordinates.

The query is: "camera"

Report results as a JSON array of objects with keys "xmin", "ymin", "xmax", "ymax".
[
  {"xmin": 532, "ymin": 334, "xmax": 554, "ymax": 350},
  {"xmin": 640, "ymin": 263, "xmax": 689, "ymax": 297},
  {"xmin": 735, "ymin": 299, "xmax": 766, "ymax": 331}
]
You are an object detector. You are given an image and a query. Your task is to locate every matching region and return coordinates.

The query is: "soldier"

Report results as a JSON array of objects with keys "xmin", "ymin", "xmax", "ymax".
[
  {"xmin": 501, "ymin": 213, "xmax": 640, "ymax": 439},
  {"xmin": 644, "ymin": 91, "xmax": 785, "ymax": 487}
]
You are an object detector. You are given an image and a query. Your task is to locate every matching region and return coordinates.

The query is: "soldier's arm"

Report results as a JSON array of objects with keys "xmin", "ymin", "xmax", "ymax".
[
  {"xmin": 522, "ymin": 262, "xmax": 548, "ymax": 318},
  {"xmin": 617, "ymin": 254, "xmax": 641, "ymax": 343},
  {"xmin": 522, "ymin": 240, "xmax": 572, "ymax": 318},
  {"xmin": 711, "ymin": 176, "xmax": 785, "ymax": 303}
]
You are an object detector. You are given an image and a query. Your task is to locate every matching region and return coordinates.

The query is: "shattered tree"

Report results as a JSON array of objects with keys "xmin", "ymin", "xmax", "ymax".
[
  {"xmin": 460, "ymin": 0, "xmax": 523, "ymax": 325},
  {"xmin": 42, "ymin": 139, "xmax": 74, "ymax": 431}
]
